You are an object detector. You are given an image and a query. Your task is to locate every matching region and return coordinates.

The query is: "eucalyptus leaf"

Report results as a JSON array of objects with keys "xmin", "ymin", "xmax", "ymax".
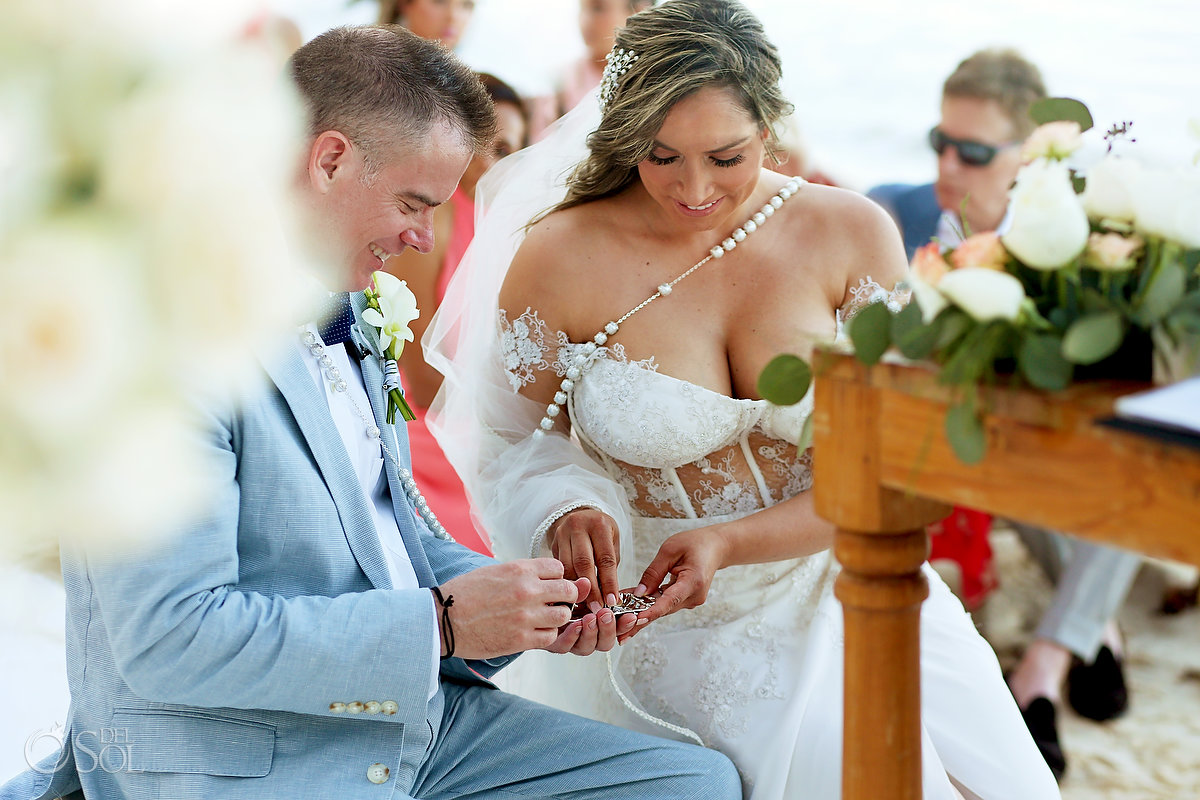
[
  {"xmin": 891, "ymin": 302, "xmax": 938, "ymax": 359},
  {"xmin": 945, "ymin": 402, "xmax": 986, "ymax": 465},
  {"xmin": 757, "ymin": 354, "xmax": 812, "ymax": 406},
  {"xmin": 1134, "ymin": 261, "xmax": 1187, "ymax": 325},
  {"xmin": 848, "ymin": 301, "xmax": 893, "ymax": 365},
  {"xmin": 1030, "ymin": 97, "xmax": 1094, "ymax": 132},
  {"xmin": 940, "ymin": 322, "xmax": 1011, "ymax": 384},
  {"xmin": 1080, "ymin": 287, "xmax": 1114, "ymax": 314},
  {"xmin": 797, "ymin": 412, "xmax": 815, "ymax": 452},
  {"xmin": 1018, "ymin": 334, "xmax": 1073, "ymax": 390},
  {"xmin": 934, "ymin": 309, "xmax": 971, "ymax": 352},
  {"xmin": 1062, "ymin": 311, "xmax": 1125, "ymax": 364}
]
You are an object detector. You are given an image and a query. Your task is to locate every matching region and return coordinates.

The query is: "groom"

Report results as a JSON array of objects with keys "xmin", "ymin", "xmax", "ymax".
[{"xmin": 2, "ymin": 25, "xmax": 738, "ymax": 800}]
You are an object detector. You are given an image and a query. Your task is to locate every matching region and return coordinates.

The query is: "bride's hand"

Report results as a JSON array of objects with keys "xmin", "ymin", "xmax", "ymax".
[
  {"xmin": 544, "ymin": 580, "xmax": 639, "ymax": 656},
  {"xmin": 548, "ymin": 508, "xmax": 622, "ymax": 610},
  {"xmin": 620, "ymin": 529, "xmax": 729, "ymax": 641}
]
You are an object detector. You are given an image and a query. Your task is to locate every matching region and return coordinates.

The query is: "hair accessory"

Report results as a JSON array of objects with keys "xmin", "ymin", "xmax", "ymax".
[{"xmin": 598, "ymin": 46, "xmax": 639, "ymax": 111}]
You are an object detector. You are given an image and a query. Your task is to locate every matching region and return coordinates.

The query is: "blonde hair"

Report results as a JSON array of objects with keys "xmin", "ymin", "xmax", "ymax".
[
  {"xmin": 550, "ymin": 0, "xmax": 791, "ymax": 216},
  {"xmin": 943, "ymin": 48, "xmax": 1047, "ymax": 140}
]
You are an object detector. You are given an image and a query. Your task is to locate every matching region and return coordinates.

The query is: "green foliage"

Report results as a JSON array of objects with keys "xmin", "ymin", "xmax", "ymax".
[
  {"xmin": 1132, "ymin": 259, "xmax": 1187, "ymax": 325},
  {"xmin": 1063, "ymin": 311, "xmax": 1126, "ymax": 364},
  {"xmin": 891, "ymin": 302, "xmax": 938, "ymax": 359},
  {"xmin": 1018, "ymin": 334, "xmax": 1073, "ymax": 390},
  {"xmin": 1031, "ymin": 97, "xmax": 1095, "ymax": 132},
  {"xmin": 757, "ymin": 354, "xmax": 812, "ymax": 406},
  {"xmin": 945, "ymin": 401, "xmax": 986, "ymax": 465},
  {"xmin": 847, "ymin": 302, "xmax": 892, "ymax": 365}
]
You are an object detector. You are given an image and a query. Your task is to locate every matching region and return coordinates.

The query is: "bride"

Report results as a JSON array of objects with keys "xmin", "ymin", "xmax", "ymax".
[{"xmin": 428, "ymin": 1, "xmax": 1060, "ymax": 797}]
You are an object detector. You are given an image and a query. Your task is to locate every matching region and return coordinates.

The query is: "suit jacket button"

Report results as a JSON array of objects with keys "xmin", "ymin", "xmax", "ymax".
[
  {"xmin": 367, "ymin": 763, "xmax": 390, "ymax": 784},
  {"xmin": 329, "ymin": 702, "xmax": 346, "ymax": 713},
  {"xmin": 364, "ymin": 701, "xmax": 382, "ymax": 714},
  {"xmin": 380, "ymin": 700, "xmax": 399, "ymax": 716},
  {"xmin": 347, "ymin": 701, "xmax": 365, "ymax": 714}
]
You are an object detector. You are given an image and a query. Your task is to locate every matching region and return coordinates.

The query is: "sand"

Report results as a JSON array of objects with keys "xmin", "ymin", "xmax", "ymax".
[{"xmin": 973, "ymin": 527, "xmax": 1200, "ymax": 799}]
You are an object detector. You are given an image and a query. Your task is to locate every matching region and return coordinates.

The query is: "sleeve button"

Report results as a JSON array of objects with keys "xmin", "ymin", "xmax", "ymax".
[{"xmin": 367, "ymin": 763, "xmax": 390, "ymax": 784}]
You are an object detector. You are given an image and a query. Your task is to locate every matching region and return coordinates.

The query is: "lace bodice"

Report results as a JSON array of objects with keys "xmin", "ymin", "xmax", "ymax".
[
  {"xmin": 497, "ymin": 277, "xmax": 906, "ymax": 521},
  {"xmin": 570, "ymin": 356, "xmax": 813, "ymax": 518}
]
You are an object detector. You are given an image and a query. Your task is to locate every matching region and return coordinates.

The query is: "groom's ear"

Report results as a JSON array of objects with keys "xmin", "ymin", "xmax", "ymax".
[{"xmin": 307, "ymin": 131, "xmax": 353, "ymax": 193}]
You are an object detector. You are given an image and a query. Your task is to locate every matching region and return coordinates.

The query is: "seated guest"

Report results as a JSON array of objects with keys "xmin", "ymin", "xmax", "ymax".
[{"xmin": 868, "ymin": 47, "xmax": 1140, "ymax": 782}]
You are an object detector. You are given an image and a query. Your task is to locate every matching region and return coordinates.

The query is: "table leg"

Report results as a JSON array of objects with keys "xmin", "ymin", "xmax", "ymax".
[{"xmin": 835, "ymin": 526, "xmax": 929, "ymax": 800}]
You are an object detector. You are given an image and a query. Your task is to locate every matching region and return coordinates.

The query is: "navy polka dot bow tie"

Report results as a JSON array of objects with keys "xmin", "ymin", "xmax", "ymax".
[{"xmin": 317, "ymin": 292, "xmax": 355, "ymax": 346}]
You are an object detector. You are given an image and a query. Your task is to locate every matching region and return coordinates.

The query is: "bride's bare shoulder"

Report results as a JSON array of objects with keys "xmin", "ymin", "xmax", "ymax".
[
  {"xmin": 789, "ymin": 182, "xmax": 909, "ymax": 288},
  {"xmin": 501, "ymin": 200, "xmax": 619, "ymax": 312}
]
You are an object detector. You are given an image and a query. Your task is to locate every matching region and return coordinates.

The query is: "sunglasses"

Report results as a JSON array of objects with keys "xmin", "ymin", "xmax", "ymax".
[{"xmin": 928, "ymin": 127, "xmax": 1016, "ymax": 167}]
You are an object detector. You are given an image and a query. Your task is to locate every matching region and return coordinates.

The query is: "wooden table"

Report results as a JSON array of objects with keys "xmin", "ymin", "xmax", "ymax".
[{"xmin": 811, "ymin": 352, "xmax": 1200, "ymax": 800}]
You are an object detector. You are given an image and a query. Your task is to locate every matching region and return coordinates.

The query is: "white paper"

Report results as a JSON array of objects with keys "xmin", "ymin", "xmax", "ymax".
[{"xmin": 1113, "ymin": 377, "xmax": 1200, "ymax": 435}]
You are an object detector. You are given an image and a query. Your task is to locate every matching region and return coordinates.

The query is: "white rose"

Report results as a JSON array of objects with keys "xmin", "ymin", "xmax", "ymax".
[
  {"xmin": 1081, "ymin": 155, "xmax": 1141, "ymax": 223},
  {"xmin": 1130, "ymin": 166, "xmax": 1200, "ymax": 249},
  {"xmin": 1002, "ymin": 159, "xmax": 1090, "ymax": 270},
  {"xmin": 937, "ymin": 267, "xmax": 1026, "ymax": 322},
  {"xmin": 907, "ymin": 274, "xmax": 948, "ymax": 324}
]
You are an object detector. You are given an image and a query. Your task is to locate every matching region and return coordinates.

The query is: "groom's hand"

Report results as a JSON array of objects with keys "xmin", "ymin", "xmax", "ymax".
[
  {"xmin": 543, "ymin": 577, "xmax": 639, "ymax": 656},
  {"xmin": 548, "ymin": 508, "xmax": 621, "ymax": 610},
  {"xmin": 436, "ymin": 559, "xmax": 583, "ymax": 659}
]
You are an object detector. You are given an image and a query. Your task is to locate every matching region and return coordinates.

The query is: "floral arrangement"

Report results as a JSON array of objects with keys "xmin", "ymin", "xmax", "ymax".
[
  {"xmin": 362, "ymin": 271, "xmax": 421, "ymax": 423},
  {"xmin": 760, "ymin": 99, "xmax": 1200, "ymax": 463},
  {"xmin": 0, "ymin": 0, "xmax": 310, "ymax": 560}
]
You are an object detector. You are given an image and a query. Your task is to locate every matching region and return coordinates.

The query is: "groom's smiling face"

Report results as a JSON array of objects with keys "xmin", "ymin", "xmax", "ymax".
[{"xmin": 303, "ymin": 121, "xmax": 472, "ymax": 290}]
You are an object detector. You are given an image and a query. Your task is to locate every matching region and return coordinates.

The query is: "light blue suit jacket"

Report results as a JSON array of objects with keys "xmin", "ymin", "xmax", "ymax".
[{"xmin": 3, "ymin": 294, "xmax": 507, "ymax": 799}]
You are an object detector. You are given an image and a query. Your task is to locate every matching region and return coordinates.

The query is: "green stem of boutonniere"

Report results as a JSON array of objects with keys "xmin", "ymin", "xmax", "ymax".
[{"xmin": 387, "ymin": 386, "xmax": 416, "ymax": 425}]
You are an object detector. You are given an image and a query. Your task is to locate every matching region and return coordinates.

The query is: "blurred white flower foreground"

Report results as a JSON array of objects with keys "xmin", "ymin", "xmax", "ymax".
[{"xmin": 0, "ymin": 0, "xmax": 310, "ymax": 561}]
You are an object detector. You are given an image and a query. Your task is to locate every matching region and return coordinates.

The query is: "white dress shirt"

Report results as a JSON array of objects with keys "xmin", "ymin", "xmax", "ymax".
[{"xmin": 298, "ymin": 325, "xmax": 440, "ymax": 700}]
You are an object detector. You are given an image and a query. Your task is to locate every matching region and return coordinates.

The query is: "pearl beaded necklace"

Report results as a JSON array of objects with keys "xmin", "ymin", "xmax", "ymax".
[
  {"xmin": 533, "ymin": 177, "xmax": 805, "ymax": 437},
  {"xmin": 300, "ymin": 328, "xmax": 453, "ymax": 541}
]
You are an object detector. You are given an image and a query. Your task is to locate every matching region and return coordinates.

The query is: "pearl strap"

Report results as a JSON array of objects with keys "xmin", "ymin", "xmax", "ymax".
[
  {"xmin": 301, "ymin": 329, "xmax": 453, "ymax": 541},
  {"xmin": 534, "ymin": 178, "xmax": 805, "ymax": 437}
]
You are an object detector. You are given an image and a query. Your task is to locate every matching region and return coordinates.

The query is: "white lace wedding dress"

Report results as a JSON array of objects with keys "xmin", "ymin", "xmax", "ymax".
[{"xmin": 489, "ymin": 285, "xmax": 1060, "ymax": 800}]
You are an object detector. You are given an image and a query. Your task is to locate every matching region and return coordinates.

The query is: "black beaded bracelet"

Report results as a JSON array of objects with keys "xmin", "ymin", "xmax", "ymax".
[{"xmin": 431, "ymin": 586, "xmax": 455, "ymax": 659}]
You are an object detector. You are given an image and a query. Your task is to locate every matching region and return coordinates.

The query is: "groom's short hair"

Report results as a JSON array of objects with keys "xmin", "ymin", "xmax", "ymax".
[{"xmin": 289, "ymin": 25, "xmax": 495, "ymax": 174}]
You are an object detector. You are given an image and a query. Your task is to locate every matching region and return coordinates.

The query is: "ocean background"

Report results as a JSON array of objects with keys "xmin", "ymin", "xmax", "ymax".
[{"xmin": 279, "ymin": 0, "xmax": 1200, "ymax": 190}]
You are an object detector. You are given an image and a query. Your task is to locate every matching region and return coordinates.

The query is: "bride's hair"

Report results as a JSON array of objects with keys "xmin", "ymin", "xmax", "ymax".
[{"xmin": 547, "ymin": 0, "xmax": 792, "ymax": 217}]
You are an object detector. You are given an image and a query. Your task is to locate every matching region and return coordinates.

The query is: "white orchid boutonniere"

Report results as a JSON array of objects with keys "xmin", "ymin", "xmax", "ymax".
[{"xmin": 362, "ymin": 270, "xmax": 419, "ymax": 424}]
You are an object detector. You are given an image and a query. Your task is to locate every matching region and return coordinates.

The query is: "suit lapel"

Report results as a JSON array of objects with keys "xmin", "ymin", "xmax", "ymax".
[
  {"xmin": 261, "ymin": 339, "xmax": 394, "ymax": 590},
  {"xmin": 352, "ymin": 293, "xmax": 438, "ymax": 587}
]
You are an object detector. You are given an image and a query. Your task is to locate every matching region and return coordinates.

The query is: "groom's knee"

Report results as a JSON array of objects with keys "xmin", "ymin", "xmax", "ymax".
[{"xmin": 673, "ymin": 745, "xmax": 742, "ymax": 798}]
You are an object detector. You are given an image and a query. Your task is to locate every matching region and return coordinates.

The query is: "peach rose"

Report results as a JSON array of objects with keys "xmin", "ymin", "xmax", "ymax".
[
  {"xmin": 911, "ymin": 242, "xmax": 950, "ymax": 285},
  {"xmin": 950, "ymin": 232, "xmax": 1009, "ymax": 271},
  {"xmin": 1083, "ymin": 232, "xmax": 1144, "ymax": 271}
]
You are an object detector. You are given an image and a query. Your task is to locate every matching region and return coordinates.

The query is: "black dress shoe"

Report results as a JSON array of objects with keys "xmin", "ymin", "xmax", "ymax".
[
  {"xmin": 1067, "ymin": 644, "xmax": 1129, "ymax": 722},
  {"xmin": 1020, "ymin": 697, "xmax": 1067, "ymax": 782}
]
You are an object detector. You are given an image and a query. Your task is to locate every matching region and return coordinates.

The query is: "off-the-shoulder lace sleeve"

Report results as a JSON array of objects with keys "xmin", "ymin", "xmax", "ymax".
[
  {"xmin": 498, "ymin": 307, "xmax": 569, "ymax": 391},
  {"xmin": 838, "ymin": 276, "xmax": 911, "ymax": 323}
]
